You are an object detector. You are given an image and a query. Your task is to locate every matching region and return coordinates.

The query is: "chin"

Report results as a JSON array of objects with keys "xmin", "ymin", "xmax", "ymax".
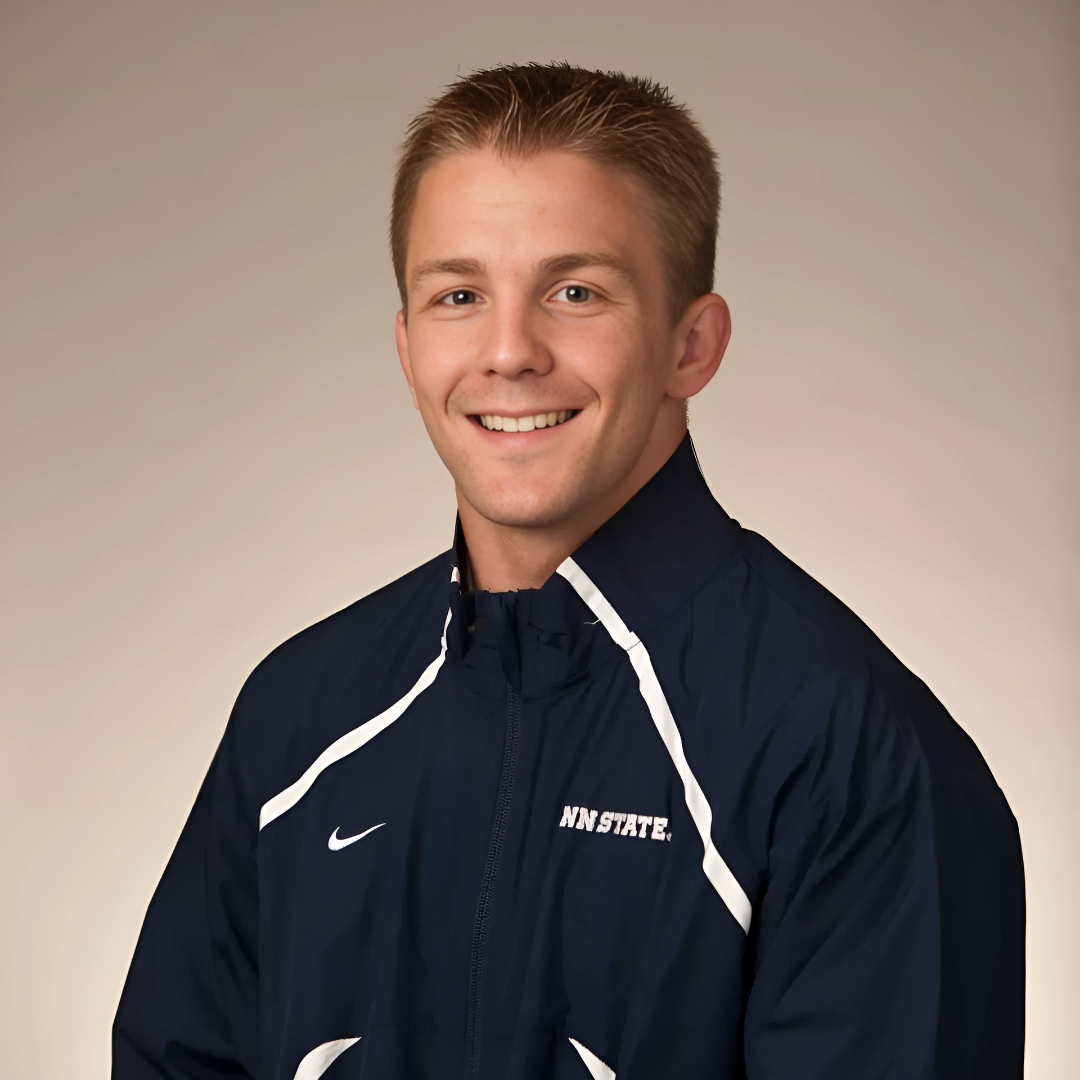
[{"xmin": 464, "ymin": 480, "xmax": 586, "ymax": 531}]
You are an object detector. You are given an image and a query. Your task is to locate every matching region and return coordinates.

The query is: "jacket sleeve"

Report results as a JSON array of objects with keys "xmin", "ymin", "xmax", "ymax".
[
  {"xmin": 113, "ymin": 709, "xmax": 261, "ymax": 1079},
  {"xmin": 742, "ymin": 679, "xmax": 1025, "ymax": 1079}
]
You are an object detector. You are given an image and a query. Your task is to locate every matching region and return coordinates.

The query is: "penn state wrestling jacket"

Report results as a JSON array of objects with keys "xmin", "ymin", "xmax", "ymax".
[{"xmin": 113, "ymin": 437, "xmax": 1025, "ymax": 1080}]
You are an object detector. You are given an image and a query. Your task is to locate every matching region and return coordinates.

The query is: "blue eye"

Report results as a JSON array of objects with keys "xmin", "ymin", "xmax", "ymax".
[
  {"xmin": 557, "ymin": 285, "xmax": 593, "ymax": 303},
  {"xmin": 441, "ymin": 290, "xmax": 478, "ymax": 306}
]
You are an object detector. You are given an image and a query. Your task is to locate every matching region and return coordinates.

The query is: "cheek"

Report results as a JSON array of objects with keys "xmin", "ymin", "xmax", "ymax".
[
  {"xmin": 407, "ymin": 330, "xmax": 471, "ymax": 411},
  {"xmin": 553, "ymin": 322, "xmax": 656, "ymax": 406}
]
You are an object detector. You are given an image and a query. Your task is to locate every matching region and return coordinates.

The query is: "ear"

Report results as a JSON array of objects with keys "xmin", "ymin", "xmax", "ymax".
[
  {"xmin": 395, "ymin": 309, "xmax": 420, "ymax": 410},
  {"xmin": 667, "ymin": 293, "xmax": 731, "ymax": 400}
]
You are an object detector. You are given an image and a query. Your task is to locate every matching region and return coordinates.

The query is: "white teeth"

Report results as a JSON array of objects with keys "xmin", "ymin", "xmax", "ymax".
[{"xmin": 479, "ymin": 410, "xmax": 575, "ymax": 432}]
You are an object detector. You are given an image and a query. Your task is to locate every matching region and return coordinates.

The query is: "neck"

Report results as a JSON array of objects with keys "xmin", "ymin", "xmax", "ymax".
[{"xmin": 458, "ymin": 413, "xmax": 687, "ymax": 593}]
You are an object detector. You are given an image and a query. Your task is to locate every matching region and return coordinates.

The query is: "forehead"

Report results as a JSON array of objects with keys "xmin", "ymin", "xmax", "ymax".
[{"xmin": 405, "ymin": 149, "xmax": 662, "ymax": 275}]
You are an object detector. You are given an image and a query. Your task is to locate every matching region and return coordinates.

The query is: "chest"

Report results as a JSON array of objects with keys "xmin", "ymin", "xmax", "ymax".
[{"xmin": 257, "ymin": 668, "xmax": 748, "ymax": 1079}]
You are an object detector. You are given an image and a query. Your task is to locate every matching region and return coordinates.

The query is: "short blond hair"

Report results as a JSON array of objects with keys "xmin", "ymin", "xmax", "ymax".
[{"xmin": 391, "ymin": 63, "xmax": 720, "ymax": 323}]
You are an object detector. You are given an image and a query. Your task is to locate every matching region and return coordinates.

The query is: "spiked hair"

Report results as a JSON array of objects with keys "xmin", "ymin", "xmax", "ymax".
[{"xmin": 391, "ymin": 63, "xmax": 720, "ymax": 322}]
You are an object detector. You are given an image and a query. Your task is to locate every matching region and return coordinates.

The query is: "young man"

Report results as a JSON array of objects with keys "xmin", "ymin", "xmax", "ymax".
[{"xmin": 114, "ymin": 65, "xmax": 1025, "ymax": 1079}]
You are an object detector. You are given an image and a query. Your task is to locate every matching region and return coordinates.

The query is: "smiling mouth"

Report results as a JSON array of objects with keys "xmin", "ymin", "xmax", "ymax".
[{"xmin": 473, "ymin": 410, "xmax": 578, "ymax": 433}]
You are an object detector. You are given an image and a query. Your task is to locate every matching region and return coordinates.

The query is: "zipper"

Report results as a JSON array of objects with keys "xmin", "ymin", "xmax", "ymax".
[{"xmin": 464, "ymin": 682, "xmax": 521, "ymax": 1079}]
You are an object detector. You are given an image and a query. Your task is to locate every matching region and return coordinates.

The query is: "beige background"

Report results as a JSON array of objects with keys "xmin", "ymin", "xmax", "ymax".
[{"xmin": 1, "ymin": 0, "xmax": 1076, "ymax": 1075}]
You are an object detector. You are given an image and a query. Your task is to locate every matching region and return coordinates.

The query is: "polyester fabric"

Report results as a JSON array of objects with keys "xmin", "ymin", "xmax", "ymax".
[{"xmin": 113, "ymin": 437, "xmax": 1025, "ymax": 1079}]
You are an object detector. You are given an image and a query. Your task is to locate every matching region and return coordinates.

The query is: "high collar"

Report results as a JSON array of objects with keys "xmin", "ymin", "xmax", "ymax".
[
  {"xmin": 568, "ymin": 434, "xmax": 740, "ymax": 634},
  {"xmin": 446, "ymin": 435, "xmax": 740, "ymax": 692}
]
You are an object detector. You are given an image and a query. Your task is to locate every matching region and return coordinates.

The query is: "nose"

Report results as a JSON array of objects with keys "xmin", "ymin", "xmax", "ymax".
[{"xmin": 482, "ymin": 294, "xmax": 554, "ymax": 379}]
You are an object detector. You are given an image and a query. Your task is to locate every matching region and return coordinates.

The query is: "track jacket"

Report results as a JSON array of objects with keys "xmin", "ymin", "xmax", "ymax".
[{"xmin": 114, "ymin": 437, "xmax": 1025, "ymax": 1080}]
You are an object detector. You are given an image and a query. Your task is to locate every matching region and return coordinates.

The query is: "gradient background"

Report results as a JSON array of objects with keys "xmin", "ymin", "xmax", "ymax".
[{"xmin": 1, "ymin": 0, "xmax": 1076, "ymax": 1075}]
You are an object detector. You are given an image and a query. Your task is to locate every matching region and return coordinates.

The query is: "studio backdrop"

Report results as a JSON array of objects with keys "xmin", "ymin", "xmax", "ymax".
[{"xmin": 1, "ymin": 0, "xmax": 1076, "ymax": 1076}]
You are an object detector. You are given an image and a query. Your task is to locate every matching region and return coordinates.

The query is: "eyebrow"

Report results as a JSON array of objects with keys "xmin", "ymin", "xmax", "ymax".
[
  {"xmin": 408, "ymin": 252, "xmax": 635, "ymax": 292},
  {"xmin": 535, "ymin": 252, "xmax": 635, "ymax": 282},
  {"xmin": 409, "ymin": 258, "xmax": 485, "ymax": 291}
]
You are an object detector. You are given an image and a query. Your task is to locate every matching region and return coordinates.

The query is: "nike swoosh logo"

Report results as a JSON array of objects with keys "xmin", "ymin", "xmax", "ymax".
[{"xmin": 328, "ymin": 822, "xmax": 386, "ymax": 851}]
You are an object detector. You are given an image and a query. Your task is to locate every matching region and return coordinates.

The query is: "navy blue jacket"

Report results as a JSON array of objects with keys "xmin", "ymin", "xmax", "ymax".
[{"xmin": 113, "ymin": 438, "xmax": 1024, "ymax": 1079}]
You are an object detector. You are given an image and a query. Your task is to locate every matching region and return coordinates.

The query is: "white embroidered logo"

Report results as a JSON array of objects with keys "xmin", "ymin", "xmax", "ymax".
[
  {"xmin": 559, "ymin": 805, "xmax": 670, "ymax": 840},
  {"xmin": 328, "ymin": 823, "xmax": 385, "ymax": 851}
]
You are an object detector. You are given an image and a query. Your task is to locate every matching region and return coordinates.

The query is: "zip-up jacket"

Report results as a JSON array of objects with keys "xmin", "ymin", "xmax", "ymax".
[{"xmin": 113, "ymin": 437, "xmax": 1025, "ymax": 1080}]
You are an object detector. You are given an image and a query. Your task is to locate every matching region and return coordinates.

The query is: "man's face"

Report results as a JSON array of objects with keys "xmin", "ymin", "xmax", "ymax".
[{"xmin": 396, "ymin": 148, "xmax": 693, "ymax": 532}]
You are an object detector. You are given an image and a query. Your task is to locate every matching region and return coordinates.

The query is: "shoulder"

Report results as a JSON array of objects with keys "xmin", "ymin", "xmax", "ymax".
[
  {"xmin": 712, "ymin": 529, "xmax": 1021, "ymax": 927},
  {"xmin": 241, "ymin": 549, "xmax": 451, "ymax": 702},
  {"xmin": 682, "ymin": 524, "xmax": 1008, "ymax": 815},
  {"xmin": 218, "ymin": 550, "xmax": 453, "ymax": 814},
  {"xmin": 704, "ymin": 525, "xmax": 943, "ymax": 722}
]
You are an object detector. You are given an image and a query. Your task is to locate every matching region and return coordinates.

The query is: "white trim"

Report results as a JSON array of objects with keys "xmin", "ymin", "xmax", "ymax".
[
  {"xmin": 569, "ymin": 1037, "xmax": 616, "ymax": 1080},
  {"xmin": 293, "ymin": 1037, "xmax": 360, "ymax": 1080},
  {"xmin": 556, "ymin": 557, "xmax": 753, "ymax": 934},
  {"xmin": 259, "ymin": 607, "xmax": 453, "ymax": 830},
  {"xmin": 555, "ymin": 563, "xmax": 639, "ymax": 651}
]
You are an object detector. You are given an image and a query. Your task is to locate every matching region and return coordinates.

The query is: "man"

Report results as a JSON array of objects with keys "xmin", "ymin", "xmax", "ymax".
[{"xmin": 114, "ymin": 64, "xmax": 1025, "ymax": 1079}]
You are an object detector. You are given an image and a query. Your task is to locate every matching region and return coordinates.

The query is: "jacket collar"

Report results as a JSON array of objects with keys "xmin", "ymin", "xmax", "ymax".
[
  {"xmin": 568, "ymin": 434, "xmax": 740, "ymax": 636},
  {"xmin": 448, "ymin": 434, "xmax": 739, "ymax": 650}
]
